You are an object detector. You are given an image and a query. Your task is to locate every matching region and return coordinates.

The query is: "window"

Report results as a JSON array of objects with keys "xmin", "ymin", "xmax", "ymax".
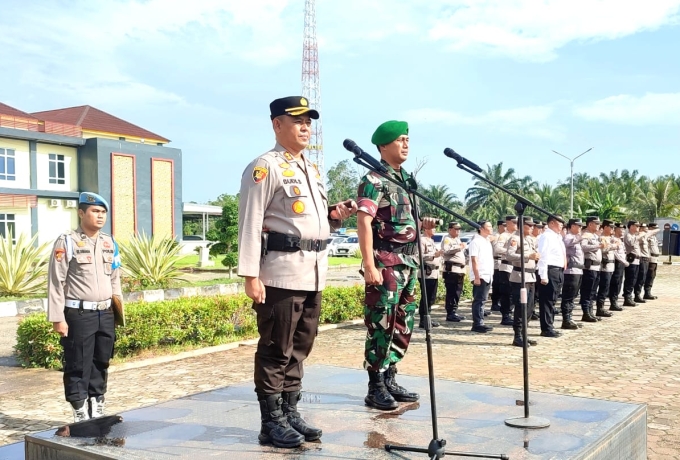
[
  {"xmin": 0, "ymin": 214, "xmax": 16, "ymax": 242},
  {"xmin": 0, "ymin": 148, "xmax": 16, "ymax": 181},
  {"xmin": 48, "ymin": 153, "xmax": 66, "ymax": 185}
]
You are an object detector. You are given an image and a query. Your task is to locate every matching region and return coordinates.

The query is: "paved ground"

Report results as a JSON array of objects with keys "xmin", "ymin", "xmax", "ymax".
[{"xmin": 1, "ymin": 264, "xmax": 679, "ymax": 459}]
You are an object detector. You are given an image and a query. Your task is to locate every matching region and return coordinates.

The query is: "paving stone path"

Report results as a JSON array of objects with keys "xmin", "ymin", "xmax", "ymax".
[{"xmin": 1, "ymin": 265, "xmax": 679, "ymax": 459}]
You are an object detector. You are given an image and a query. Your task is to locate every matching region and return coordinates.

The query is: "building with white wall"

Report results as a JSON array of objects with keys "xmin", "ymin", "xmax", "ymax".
[{"xmin": 0, "ymin": 102, "xmax": 182, "ymax": 244}]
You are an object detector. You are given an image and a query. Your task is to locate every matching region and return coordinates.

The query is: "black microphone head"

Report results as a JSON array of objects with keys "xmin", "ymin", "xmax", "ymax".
[
  {"xmin": 443, "ymin": 148, "xmax": 458, "ymax": 159},
  {"xmin": 343, "ymin": 139, "xmax": 357, "ymax": 152}
]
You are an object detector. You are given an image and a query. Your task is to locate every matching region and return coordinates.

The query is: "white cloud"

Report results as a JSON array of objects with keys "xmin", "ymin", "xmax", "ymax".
[
  {"xmin": 404, "ymin": 105, "xmax": 564, "ymax": 140},
  {"xmin": 574, "ymin": 92, "xmax": 680, "ymax": 125},
  {"xmin": 314, "ymin": 0, "xmax": 680, "ymax": 61},
  {"xmin": 427, "ymin": 0, "xmax": 680, "ymax": 61}
]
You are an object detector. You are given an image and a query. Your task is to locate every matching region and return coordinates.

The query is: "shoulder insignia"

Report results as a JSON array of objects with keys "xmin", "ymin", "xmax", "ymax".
[
  {"xmin": 54, "ymin": 248, "xmax": 65, "ymax": 262},
  {"xmin": 282, "ymin": 169, "xmax": 295, "ymax": 177},
  {"xmin": 252, "ymin": 166, "xmax": 268, "ymax": 184}
]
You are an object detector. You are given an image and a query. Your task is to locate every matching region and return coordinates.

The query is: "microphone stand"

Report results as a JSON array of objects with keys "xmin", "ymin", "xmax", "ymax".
[
  {"xmin": 353, "ymin": 155, "xmax": 508, "ymax": 460},
  {"xmin": 447, "ymin": 151, "xmax": 562, "ymax": 430}
]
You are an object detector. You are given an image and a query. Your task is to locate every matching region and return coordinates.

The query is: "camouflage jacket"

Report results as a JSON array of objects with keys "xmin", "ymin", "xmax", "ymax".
[{"xmin": 357, "ymin": 160, "xmax": 418, "ymax": 268}]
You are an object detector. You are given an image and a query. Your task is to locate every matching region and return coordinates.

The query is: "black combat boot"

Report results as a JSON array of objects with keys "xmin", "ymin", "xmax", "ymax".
[
  {"xmin": 258, "ymin": 394, "xmax": 305, "ymax": 448},
  {"xmin": 512, "ymin": 328, "xmax": 538, "ymax": 347},
  {"xmin": 281, "ymin": 390, "xmax": 322, "ymax": 441},
  {"xmin": 365, "ymin": 371, "xmax": 399, "ymax": 410},
  {"xmin": 581, "ymin": 307, "xmax": 598, "ymax": 323},
  {"xmin": 623, "ymin": 296, "xmax": 637, "ymax": 307},
  {"xmin": 500, "ymin": 314, "xmax": 513, "ymax": 326},
  {"xmin": 634, "ymin": 294, "xmax": 646, "ymax": 304},
  {"xmin": 384, "ymin": 365, "xmax": 419, "ymax": 402},
  {"xmin": 561, "ymin": 312, "xmax": 579, "ymax": 330},
  {"xmin": 491, "ymin": 302, "xmax": 501, "ymax": 312},
  {"xmin": 643, "ymin": 291, "xmax": 657, "ymax": 300},
  {"xmin": 609, "ymin": 297, "xmax": 623, "ymax": 311},
  {"xmin": 595, "ymin": 302, "xmax": 613, "ymax": 317}
]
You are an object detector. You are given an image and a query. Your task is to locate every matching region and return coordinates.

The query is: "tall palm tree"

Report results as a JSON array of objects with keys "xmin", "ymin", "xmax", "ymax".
[
  {"xmin": 420, "ymin": 184, "xmax": 462, "ymax": 231},
  {"xmin": 464, "ymin": 162, "xmax": 533, "ymax": 219},
  {"xmin": 637, "ymin": 178, "xmax": 680, "ymax": 221},
  {"xmin": 532, "ymin": 183, "xmax": 569, "ymax": 216}
]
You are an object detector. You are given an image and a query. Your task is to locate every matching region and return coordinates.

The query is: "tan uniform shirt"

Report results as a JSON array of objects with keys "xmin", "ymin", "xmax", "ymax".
[
  {"xmin": 624, "ymin": 231, "xmax": 641, "ymax": 265},
  {"xmin": 237, "ymin": 144, "xmax": 334, "ymax": 291},
  {"xmin": 441, "ymin": 235, "xmax": 466, "ymax": 274},
  {"xmin": 494, "ymin": 231, "xmax": 514, "ymax": 273},
  {"xmin": 506, "ymin": 233, "xmax": 538, "ymax": 283},
  {"xmin": 47, "ymin": 228, "xmax": 121, "ymax": 323},
  {"xmin": 419, "ymin": 235, "xmax": 441, "ymax": 279},
  {"xmin": 599, "ymin": 235, "xmax": 616, "ymax": 273},
  {"xmin": 649, "ymin": 232, "xmax": 661, "ymax": 263},
  {"xmin": 611, "ymin": 236, "xmax": 629, "ymax": 267},
  {"xmin": 581, "ymin": 231, "xmax": 603, "ymax": 271}
]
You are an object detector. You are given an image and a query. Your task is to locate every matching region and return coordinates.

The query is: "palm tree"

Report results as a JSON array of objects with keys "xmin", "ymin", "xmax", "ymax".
[
  {"xmin": 464, "ymin": 162, "xmax": 534, "ymax": 219},
  {"xmin": 532, "ymin": 183, "xmax": 569, "ymax": 216},
  {"xmin": 420, "ymin": 184, "xmax": 462, "ymax": 231},
  {"xmin": 637, "ymin": 177, "xmax": 680, "ymax": 221}
]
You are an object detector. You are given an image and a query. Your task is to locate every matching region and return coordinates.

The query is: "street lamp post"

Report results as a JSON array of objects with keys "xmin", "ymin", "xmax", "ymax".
[{"xmin": 552, "ymin": 148, "xmax": 593, "ymax": 218}]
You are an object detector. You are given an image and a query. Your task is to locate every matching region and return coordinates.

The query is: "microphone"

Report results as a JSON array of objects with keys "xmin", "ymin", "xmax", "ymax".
[
  {"xmin": 443, "ymin": 148, "xmax": 483, "ymax": 173},
  {"xmin": 343, "ymin": 139, "xmax": 388, "ymax": 173}
]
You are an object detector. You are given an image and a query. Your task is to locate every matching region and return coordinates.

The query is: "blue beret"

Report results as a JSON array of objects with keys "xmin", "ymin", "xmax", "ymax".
[
  {"xmin": 79, "ymin": 192, "xmax": 109, "ymax": 211},
  {"xmin": 371, "ymin": 120, "xmax": 409, "ymax": 146}
]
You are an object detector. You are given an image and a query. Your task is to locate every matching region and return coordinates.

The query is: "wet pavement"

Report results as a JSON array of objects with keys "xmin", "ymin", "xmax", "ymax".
[{"xmin": 1, "ymin": 264, "xmax": 680, "ymax": 459}]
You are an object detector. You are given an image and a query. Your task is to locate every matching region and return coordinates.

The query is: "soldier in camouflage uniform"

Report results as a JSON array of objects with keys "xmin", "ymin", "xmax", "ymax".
[{"xmin": 357, "ymin": 120, "xmax": 437, "ymax": 411}]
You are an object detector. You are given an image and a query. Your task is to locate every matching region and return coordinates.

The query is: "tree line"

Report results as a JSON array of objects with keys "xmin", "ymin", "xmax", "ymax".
[{"xmin": 325, "ymin": 160, "xmax": 680, "ymax": 231}]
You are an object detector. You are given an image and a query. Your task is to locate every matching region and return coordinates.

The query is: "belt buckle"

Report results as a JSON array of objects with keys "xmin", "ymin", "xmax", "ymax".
[
  {"xmin": 312, "ymin": 239, "xmax": 321, "ymax": 252},
  {"xmin": 96, "ymin": 302, "xmax": 108, "ymax": 310}
]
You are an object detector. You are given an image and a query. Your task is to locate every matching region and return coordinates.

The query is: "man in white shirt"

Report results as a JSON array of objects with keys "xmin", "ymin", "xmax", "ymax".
[
  {"xmin": 537, "ymin": 215, "xmax": 566, "ymax": 338},
  {"xmin": 468, "ymin": 220, "xmax": 495, "ymax": 333}
]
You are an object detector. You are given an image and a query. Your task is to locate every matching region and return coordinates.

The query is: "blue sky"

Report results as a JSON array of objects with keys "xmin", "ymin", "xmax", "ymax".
[{"xmin": 1, "ymin": 0, "xmax": 679, "ymax": 204}]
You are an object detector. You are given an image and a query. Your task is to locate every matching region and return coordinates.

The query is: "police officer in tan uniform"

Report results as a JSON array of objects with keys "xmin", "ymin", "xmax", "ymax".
[
  {"xmin": 506, "ymin": 217, "xmax": 541, "ymax": 345},
  {"xmin": 494, "ymin": 215, "xmax": 517, "ymax": 326},
  {"xmin": 237, "ymin": 96, "xmax": 356, "ymax": 448},
  {"xmin": 419, "ymin": 226, "xmax": 442, "ymax": 328},
  {"xmin": 644, "ymin": 222, "xmax": 661, "ymax": 299},
  {"xmin": 623, "ymin": 221, "xmax": 642, "ymax": 306},
  {"xmin": 490, "ymin": 220, "xmax": 506, "ymax": 312},
  {"xmin": 441, "ymin": 222, "xmax": 467, "ymax": 322},
  {"xmin": 47, "ymin": 192, "xmax": 122, "ymax": 422},
  {"xmin": 580, "ymin": 216, "xmax": 608, "ymax": 321}
]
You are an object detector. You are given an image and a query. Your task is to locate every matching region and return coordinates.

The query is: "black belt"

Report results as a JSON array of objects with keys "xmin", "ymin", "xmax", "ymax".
[
  {"xmin": 266, "ymin": 232, "xmax": 328, "ymax": 253},
  {"xmin": 501, "ymin": 260, "xmax": 510, "ymax": 265},
  {"xmin": 494, "ymin": 256, "xmax": 501, "ymax": 260},
  {"xmin": 513, "ymin": 266, "xmax": 536, "ymax": 274},
  {"xmin": 602, "ymin": 258, "xmax": 613, "ymax": 264},
  {"xmin": 548, "ymin": 265, "xmax": 563, "ymax": 270},
  {"xmin": 641, "ymin": 257, "xmax": 650, "ymax": 262},
  {"xmin": 444, "ymin": 261, "xmax": 465, "ymax": 271},
  {"xmin": 374, "ymin": 239, "xmax": 418, "ymax": 255}
]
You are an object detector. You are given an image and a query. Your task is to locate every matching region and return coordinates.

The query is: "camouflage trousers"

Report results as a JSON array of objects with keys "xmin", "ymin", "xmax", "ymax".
[{"xmin": 363, "ymin": 264, "xmax": 418, "ymax": 372}]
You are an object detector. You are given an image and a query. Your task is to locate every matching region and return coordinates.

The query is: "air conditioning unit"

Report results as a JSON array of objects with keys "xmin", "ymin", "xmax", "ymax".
[
  {"xmin": 65, "ymin": 200, "xmax": 77, "ymax": 209},
  {"xmin": 49, "ymin": 199, "xmax": 61, "ymax": 208}
]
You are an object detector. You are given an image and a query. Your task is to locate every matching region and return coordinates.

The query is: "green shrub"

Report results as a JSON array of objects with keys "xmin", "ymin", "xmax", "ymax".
[
  {"xmin": 15, "ymin": 285, "xmax": 368, "ymax": 369},
  {"xmin": 14, "ymin": 314, "xmax": 62, "ymax": 370}
]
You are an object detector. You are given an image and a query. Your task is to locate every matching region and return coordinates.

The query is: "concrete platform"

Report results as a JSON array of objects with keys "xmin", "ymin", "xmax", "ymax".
[{"xmin": 21, "ymin": 365, "xmax": 645, "ymax": 459}]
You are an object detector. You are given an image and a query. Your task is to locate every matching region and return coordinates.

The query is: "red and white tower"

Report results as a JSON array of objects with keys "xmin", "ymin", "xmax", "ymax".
[{"xmin": 302, "ymin": 0, "xmax": 324, "ymax": 180}]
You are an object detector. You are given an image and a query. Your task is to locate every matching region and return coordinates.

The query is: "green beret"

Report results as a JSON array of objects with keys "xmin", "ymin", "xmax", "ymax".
[{"xmin": 371, "ymin": 120, "xmax": 409, "ymax": 146}]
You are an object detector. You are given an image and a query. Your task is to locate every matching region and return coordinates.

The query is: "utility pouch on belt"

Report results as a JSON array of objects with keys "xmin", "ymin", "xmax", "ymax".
[
  {"xmin": 584, "ymin": 259, "xmax": 593, "ymax": 269},
  {"xmin": 424, "ymin": 264, "xmax": 434, "ymax": 276},
  {"xmin": 261, "ymin": 232, "xmax": 269, "ymax": 258}
]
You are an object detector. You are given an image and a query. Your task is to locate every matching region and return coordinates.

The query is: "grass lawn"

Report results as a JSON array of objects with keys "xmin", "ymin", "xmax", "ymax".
[
  {"xmin": 176, "ymin": 254, "xmax": 230, "ymax": 269},
  {"xmin": 329, "ymin": 257, "xmax": 362, "ymax": 266}
]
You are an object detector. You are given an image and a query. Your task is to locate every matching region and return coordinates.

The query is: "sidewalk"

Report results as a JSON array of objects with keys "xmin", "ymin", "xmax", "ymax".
[{"xmin": 1, "ymin": 265, "xmax": 679, "ymax": 459}]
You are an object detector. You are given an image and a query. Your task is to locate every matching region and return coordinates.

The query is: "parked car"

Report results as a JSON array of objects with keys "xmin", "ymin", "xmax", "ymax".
[
  {"xmin": 326, "ymin": 237, "xmax": 348, "ymax": 256},
  {"xmin": 335, "ymin": 236, "xmax": 360, "ymax": 257}
]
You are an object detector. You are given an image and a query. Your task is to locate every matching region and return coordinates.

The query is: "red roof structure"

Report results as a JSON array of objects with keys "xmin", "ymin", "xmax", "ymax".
[
  {"xmin": 0, "ymin": 102, "xmax": 38, "ymax": 119},
  {"xmin": 32, "ymin": 105, "xmax": 170, "ymax": 143}
]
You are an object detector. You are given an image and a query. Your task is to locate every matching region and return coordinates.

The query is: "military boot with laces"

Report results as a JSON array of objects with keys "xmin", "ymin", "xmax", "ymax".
[
  {"xmin": 365, "ymin": 371, "xmax": 398, "ymax": 410},
  {"xmin": 384, "ymin": 365, "xmax": 419, "ymax": 402},
  {"xmin": 258, "ymin": 394, "xmax": 304, "ymax": 448}
]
